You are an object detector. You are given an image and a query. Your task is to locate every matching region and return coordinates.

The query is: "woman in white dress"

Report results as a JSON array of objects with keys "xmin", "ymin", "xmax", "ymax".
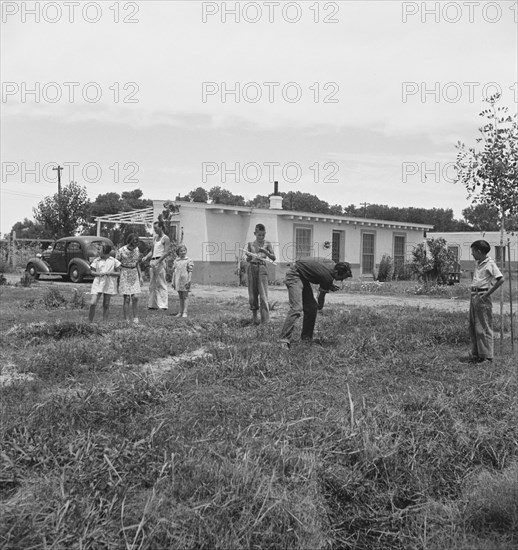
[{"xmin": 116, "ymin": 234, "xmax": 143, "ymax": 324}]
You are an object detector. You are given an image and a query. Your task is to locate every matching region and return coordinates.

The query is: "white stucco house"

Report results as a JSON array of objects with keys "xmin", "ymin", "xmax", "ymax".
[
  {"xmin": 152, "ymin": 196, "xmax": 432, "ymax": 284},
  {"xmin": 428, "ymin": 231, "xmax": 518, "ymax": 280}
]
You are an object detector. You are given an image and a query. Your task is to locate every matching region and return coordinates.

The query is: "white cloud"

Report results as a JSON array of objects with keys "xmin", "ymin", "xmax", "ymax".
[{"xmin": 1, "ymin": 0, "xmax": 516, "ymax": 233}]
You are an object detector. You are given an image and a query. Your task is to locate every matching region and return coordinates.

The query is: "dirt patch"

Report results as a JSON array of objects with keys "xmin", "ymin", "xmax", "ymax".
[
  {"xmin": 2, "ymin": 275, "xmax": 511, "ymax": 314},
  {"xmin": 190, "ymin": 285, "xmax": 473, "ymax": 312},
  {"xmin": 0, "ymin": 363, "xmax": 35, "ymax": 387}
]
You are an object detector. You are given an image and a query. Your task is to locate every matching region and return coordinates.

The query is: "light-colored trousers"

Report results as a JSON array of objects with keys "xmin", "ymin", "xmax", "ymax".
[
  {"xmin": 247, "ymin": 263, "xmax": 270, "ymax": 323},
  {"xmin": 469, "ymin": 294, "xmax": 494, "ymax": 359},
  {"xmin": 148, "ymin": 262, "xmax": 168, "ymax": 309}
]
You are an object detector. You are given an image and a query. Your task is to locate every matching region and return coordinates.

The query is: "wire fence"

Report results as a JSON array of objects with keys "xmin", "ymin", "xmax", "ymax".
[{"xmin": 0, "ymin": 234, "xmax": 54, "ymax": 269}]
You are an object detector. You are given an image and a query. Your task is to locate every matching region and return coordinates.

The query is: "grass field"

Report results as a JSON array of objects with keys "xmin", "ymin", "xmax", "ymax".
[{"xmin": 1, "ymin": 282, "xmax": 517, "ymax": 549}]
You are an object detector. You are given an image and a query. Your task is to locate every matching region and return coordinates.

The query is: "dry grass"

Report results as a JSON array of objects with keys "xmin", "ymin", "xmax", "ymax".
[{"xmin": 0, "ymin": 283, "xmax": 516, "ymax": 549}]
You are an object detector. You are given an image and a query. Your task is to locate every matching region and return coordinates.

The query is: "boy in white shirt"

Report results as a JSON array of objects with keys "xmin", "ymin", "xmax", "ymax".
[{"xmin": 469, "ymin": 240, "xmax": 504, "ymax": 362}]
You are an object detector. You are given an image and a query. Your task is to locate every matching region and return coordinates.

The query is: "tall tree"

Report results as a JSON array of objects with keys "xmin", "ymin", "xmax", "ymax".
[
  {"xmin": 462, "ymin": 204, "xmax": 500, "ymax": 231},
  {"xmin": 10, "ymin": 218, "xmax": 53, "ymax": 239},
  {"xmin": 246, "ymin": 194, "xmax": 270, "ymax": 208},
  {"xmin": 281, "ymin": 191, "xmax": 331, "ymax": 214},
  {"xmin": 342, "ymin": 204, "xmax": 468, "ymax": 231},
  {"xmin": 176, "ymin": 187, "xmax": 209, "ymax": 203},
  {"xmin": 208, "ymin": 186, "xmax": 245, "ymax": 206},
  {"xmin": 33, "ymin": 182, "xmax": 90, "ymax": 237},
  {"xmin": 121, "ymin": 189, "xmax": 152, "ymax": 210},
  {"xmin": 87, "ymin": 189, "xmax": 152, "ymax": 243}
]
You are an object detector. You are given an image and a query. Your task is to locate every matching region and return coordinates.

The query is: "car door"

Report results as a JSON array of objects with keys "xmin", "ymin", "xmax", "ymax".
[
  {"xmin": 66, "ymin": 240, "xmax": 83, "ymax": 269},
  {"xmin": 48, "ymin": 241, "xmax": 67, "ymax": 273}
]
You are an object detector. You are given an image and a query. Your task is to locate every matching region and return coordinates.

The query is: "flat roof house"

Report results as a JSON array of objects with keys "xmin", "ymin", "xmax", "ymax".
[
  {"xmin": 153, "ymin": 196, "xmax": 432, "ymax": 285},
  {"xmin": 428, "ymin": 231, "xmax": 518, "ymax": 280}
]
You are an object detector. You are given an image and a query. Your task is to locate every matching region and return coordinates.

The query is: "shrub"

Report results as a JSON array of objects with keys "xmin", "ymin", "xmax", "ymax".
[
  {"xmin": 17, "ymin": 272, "xmax": 33, "ymax": 287},
  {"xmin": 410, "ymin": 237, "xmax": 457, "ymax": 284},
  {"xmin": 393, "ymin": 263, "xmax": 414, "ymax": 281},
  {"xmin": 376, "ymin": 254, "xmax": 394, "ymax": 282},
  {"xmin": 42, "ymin": 288, "xmax": 67, "ymax": 309},
  {"xmin": 69, "ymin": 289, "xmax": 87, "ymax": 309}
]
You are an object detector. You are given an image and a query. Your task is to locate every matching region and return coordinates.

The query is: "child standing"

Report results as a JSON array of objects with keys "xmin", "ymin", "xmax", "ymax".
[
  {"xmin": 468, "ymin": 240, "xmax": 504, "ymax": 362},
  {"xmin": 116, "ymin": 233, "xmax": 143, "ymax": 324},
  {"xmin": 244, "ymin": 223, "xmax": 276, "ymax": 324},
  {"xmin": 88, "ymin": 244, "xmax": 121, "ymax": 322},
  {"xmin": 172, "ymin": 245, "xmax": 194, "ymax": 317}
]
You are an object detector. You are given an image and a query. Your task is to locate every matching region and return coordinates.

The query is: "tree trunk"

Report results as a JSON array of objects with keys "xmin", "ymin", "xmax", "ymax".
[
  {"xmin": 507, "ymin": 242, "xmax": 514, "ymax": 350},
  {"xmin": 499, "ymin": 209, "xmax": 505, "ymax": 351}
]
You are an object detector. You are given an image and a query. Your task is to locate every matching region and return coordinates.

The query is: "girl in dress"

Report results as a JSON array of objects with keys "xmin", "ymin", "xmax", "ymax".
[
  {"xmin": 172, "ymin": 245, "xmax": 194, "ymax": 317},
  {"xmin": 116, "ymin": 233, "xmax": 143, "ymax": 324},
  {"xmin": 88, "ymin": 244, "xmax": 121, "ymax": 322}
]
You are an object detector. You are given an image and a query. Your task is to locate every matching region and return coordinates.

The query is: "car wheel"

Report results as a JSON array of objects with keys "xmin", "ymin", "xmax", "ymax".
[
  {"xmin": 26, "ymin": 263, "xmax": 40, "ymax": 280},
  {"xmin": 69, "ymin": 265, "xmax": 83, "ymax": 283}
]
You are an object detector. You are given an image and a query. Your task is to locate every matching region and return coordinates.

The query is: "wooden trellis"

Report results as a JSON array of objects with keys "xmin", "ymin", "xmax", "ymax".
[{"xmin": 94, "ymin": 207, "xmax": 155, "ymax": 236}]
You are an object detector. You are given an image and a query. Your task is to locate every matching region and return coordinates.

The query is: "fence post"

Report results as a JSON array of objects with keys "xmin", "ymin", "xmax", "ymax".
[{"xmin": 10, "ymin": 231, "xmax": 16, "ymax": 268}]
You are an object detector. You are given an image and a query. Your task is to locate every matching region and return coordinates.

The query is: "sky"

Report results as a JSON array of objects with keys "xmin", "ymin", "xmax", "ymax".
[{"xmin": 1, "ymin": 0, "xmax": 517, "ymax": 235}]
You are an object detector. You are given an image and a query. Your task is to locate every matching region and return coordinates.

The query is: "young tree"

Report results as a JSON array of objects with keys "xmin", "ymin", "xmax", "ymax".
[
  {"xmin": 33, "ymin": 182, "xmax": 90, "ymax": 237},
  {"xmin": 455, "ymin": 94, "xmax": 518, "ymax": 228},
  {"xmin": 455, "ymin": 95, "xmax": 518, "ymax": 347}
]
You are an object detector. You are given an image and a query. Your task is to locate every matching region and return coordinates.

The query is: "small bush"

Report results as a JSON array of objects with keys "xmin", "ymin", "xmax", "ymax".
[
  {"xmin": 42, "ymin": 288, "xmax": 67, "ymax": 309},
  {"xmin": 0, "ymin": 260, "xmax": 15, "ymax": 273},
  {"xmin": 0, "ymin": 273, "xmax": 7, "ymax": 286},
  {"xmin": 17, "ymin": 272, "xmax": 33, "ymax": 287},
  {"xmin": 69, "ymin": 289, "xmax": 87, "ymax": 309},
  {"xmin": 393, "ymin": 263, "xmax": 414, "ymax": 281},
  {"xmin": 376, "ymin": 254, "xmax": 394, "ymax": 282},
  {"xmin": 407, "ymin": 283, "xmax": 450, "ymax": 296}
]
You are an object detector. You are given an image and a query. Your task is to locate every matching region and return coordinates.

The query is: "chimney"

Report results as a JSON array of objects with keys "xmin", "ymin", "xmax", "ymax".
[{"xmin": 269, "ymin": 180, "xmax": 283, "ymax": 209}]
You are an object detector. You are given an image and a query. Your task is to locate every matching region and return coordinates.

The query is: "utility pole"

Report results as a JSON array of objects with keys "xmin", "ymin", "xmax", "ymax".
[
  {"xmin": 53, "ymin": 165, "xmax": 63, "ymax": 236},
  {"xmin": 360, "ymin": 202, "xmax": 370, "ymax": 218}
]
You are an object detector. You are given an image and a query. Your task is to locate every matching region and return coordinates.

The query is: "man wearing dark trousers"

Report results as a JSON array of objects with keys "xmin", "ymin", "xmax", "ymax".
[{"xmin": 280, "ymin": 258, "xmax": 352, "ymax": 348}]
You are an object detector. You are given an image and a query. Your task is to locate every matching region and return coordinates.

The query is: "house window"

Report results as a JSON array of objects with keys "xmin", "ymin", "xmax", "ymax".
[
  {"xmin": 393, "ymin": 235, "xmax": 406, "ymax": 271},
  {"xmin": 294, "ymin": 226, "xmax": 313, "ymax": 258},
  {"xmin": 495, "ymin": 246, "xmax": 506, "ymax": 266},
  {"xmin": 362, "ymin": 232, "xmax": 375, "ymax": 275}
]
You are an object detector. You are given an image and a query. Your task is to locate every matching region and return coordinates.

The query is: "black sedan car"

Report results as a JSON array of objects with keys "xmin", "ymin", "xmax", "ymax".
[{"xmin": 25, "ymin": 236, "xmax": 114, "ymax": 283}]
